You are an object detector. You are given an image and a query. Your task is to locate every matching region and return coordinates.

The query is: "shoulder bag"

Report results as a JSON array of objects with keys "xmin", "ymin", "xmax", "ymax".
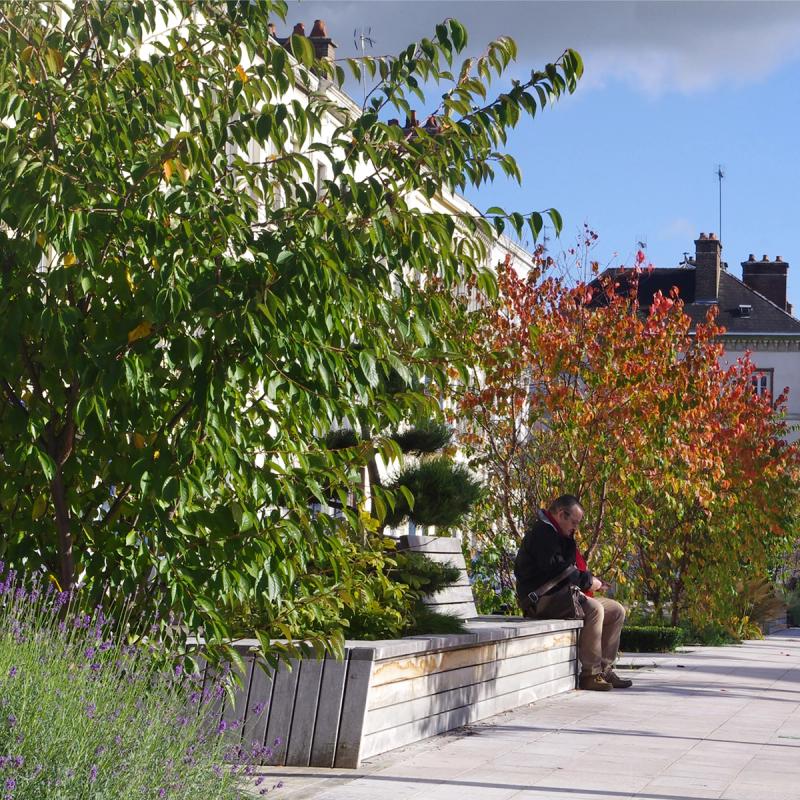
[{"xmin": 522, "ymin": 565, "xmax": 585, "ymax": 620}]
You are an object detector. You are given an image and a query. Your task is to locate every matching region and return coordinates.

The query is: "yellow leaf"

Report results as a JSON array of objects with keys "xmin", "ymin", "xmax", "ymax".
[
  {"xmin": 125, "ymin": 268, "xmax": 135, "ymax": 293},
  {"xmin": 63, "ymin": 252, "xmax": 76, "ymax": 267},
  {"xmin": 46, "ymin": 48, "xmax": 64, "ymax": 73},
  {"xmin": 35, "ymin": 112, "xmax": 43, "ymax": 122},
  {"xmin": 153, "ymin": 450, "xmax": 161, "ymax": 460},
  {"xmin": 162, "ymin": 159, "xmax": 173, "ymax": 181},
  {"xmin": 32, "ymin": 495, "xmax": 47, "ymax": 520},
  {"xmin": 235, "ymin": 64, "xmax": 248, "ymax": 83},
  {"xmin": 36, "ymin": 232, "xmax": 46, "ymax": 248},
  {"xmin": 21, "ymin": 45, "xmax": 34, "ymax": 64},
  {"xmin": 127, "ymin": 320, "xmax": 153, "ymax": 343},
  {"xmin": 133, "ymin": 433, "xmax": 146, "ymax": 449},
  {"xmin": 174, "ymin": 159, "xmax": 189, "ymax": 183}
]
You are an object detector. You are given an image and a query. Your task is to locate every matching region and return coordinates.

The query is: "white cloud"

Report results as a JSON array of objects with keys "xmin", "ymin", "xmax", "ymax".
[
  {"xmin": 659, "ymin": 217, "xmax": 697, "ymax": 243},
  {"xmin": 283, "ymin": 1, "xmax": 800, "ymax": 95}
]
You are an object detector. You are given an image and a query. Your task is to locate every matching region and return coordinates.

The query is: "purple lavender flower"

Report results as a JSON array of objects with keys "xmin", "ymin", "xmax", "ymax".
[
  {"xmin": 7, "ymin": 667, "xmax": 16, "ymax": 679},
  {"xmin": 251, "ymin": 701, "xmax": 265, "ymax": 716},
  {"xmin": 85, "ymin": 703, "xmax": 96, "ymax": 719},
  {"xmin": 4, "ymin": 777, "xmax": 15, "ymax": 792},
  {"xmin": 6, "ymin": 714, "xmax": 16, "ymax": 728},
  {"xmin": 89, "ymin": 764, "xmax": 98, "ymax": 783}
]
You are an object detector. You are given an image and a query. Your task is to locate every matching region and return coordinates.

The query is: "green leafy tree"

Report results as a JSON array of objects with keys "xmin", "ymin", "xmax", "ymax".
[{"xmin": 0, "ymin": 0, "xmax": 581, "ymax": 657}]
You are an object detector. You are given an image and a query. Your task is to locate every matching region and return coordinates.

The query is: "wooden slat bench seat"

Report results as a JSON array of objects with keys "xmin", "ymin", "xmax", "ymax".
[
  {"xmin": 198, "ymin": 534, "xmax": 582, "ymax": 768},
  {"xmin": 210, "ymin": 618, "xmax": 580, "ymax": 768}
]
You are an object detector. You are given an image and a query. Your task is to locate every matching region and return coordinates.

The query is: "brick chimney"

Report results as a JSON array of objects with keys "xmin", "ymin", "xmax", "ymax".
[
  {"xmin": 694, "ymin": 232, "xmax": 722, "ymax": 302},
  {"xmin": 276, "ymin": 21, "xmax": 337, "ymax": 60},
  {"xmin": 742, "ymin": 253, "xmax": 789, "ymax": 311},
  {"xmin": 309, "ymin": 19, "xmax": 337, "ymax": 59}
]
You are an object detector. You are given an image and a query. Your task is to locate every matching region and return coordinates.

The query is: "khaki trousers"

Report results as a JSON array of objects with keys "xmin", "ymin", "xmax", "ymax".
[{"xmin": 579, "ymin": 595, "xmax": 626, "ymax": 676}]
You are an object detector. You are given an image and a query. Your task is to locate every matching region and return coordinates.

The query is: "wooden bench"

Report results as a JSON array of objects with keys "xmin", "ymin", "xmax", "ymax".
[
  {"xmin": 212, "ymin": 618, "xmax": 581, "ymax": 768},
  {"xmin": 200, "ymin": 533, "xmax": 582, "ymax": 768}
]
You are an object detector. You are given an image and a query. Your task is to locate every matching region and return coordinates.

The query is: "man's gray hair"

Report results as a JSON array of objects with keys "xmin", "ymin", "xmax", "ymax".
[{"xmin": 548, "ymin": 494, "xmax": 583, "ymax": 515}]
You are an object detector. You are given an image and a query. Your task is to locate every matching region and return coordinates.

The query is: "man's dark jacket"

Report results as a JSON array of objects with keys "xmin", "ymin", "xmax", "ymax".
[{"xmin": 514, "ymin": 509, "xmax": 594, "ymax": 601}]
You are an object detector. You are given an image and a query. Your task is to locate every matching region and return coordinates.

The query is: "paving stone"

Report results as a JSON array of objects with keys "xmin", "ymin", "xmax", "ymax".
[{"xmin": 252, "ymin": 630, "xmax": 800, "ymax": 800}]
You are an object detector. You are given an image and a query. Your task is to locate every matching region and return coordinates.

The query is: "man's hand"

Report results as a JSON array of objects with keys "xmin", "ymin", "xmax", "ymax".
[{"xmin": 590, "ymin": 577, "xmax": 603, "ymax": 592}]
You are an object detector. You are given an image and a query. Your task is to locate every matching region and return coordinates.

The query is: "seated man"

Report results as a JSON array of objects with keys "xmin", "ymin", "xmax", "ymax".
[{"xmin": 514, "ymin": 494, "xmax": 632, "ymax": 691}]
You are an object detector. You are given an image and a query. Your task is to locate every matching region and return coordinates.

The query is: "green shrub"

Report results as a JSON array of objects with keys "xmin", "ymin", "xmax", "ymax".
[
  {"xmin": 344, "ymin": 549, "xmax": 466, "ymax": 639},
  {"xmin": 679, "ymin": 620, "xmax": 739, "ymax": 646},
  {"xmin": 389, "ymin": 550, "xmax": 461, "ymax": 595},
  {"xmin": 391, "ymin": 423, "xmax": 453, "ymax": 455},
  {"xmin": 405, "ymin": 604, "xmax": 466, "ymax": 636},
  {"xmin": 323, "ymin": 428, "xmax": 360, "ymax": 450},
  {"xmin": 620, "ymin": 625, "xmax": 684, "ymax": 652},
  {"xmin": 785, "ymin": 589, "xmax": 800, "ymax": 626},
  {"xmin": 384, "ymin": 458, "xmax": 483, "ymax": 528},
  {"xmin": 0, "ymin": 567, "xmax": 270, "ymax": 799}
]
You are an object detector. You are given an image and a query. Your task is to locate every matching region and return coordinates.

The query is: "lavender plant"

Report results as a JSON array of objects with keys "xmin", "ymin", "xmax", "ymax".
[{"xmin": 0, "ymin": 566, "xmax": 277, "ymax": 799}]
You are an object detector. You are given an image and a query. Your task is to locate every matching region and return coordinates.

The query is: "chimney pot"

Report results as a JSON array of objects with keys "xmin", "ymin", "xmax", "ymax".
[
  {"xmin": 405, "ymin": 110, "xmax": 418, "ymax": 128},
  {"xmin": 292, "ymin": 22, "xmax": 305, "ymax": 36},
  {"xmin": 699, "ymin": 232, "xmax": 706, "ymax": 239},
  {"xmin": 268, "ymin": 22, "xmax": 276, "ymax": 36},
  {"xmin": 388, "ymin": 118, "xmax": 400, "ymax": 126},
  {"xmin": 310, "ymin": 19, "xmax": 328, "ymax": 37},
  {"xmin": 742, "ymin": 253, "xmax": 790, "ymax": 310},
  {"xmin": 709, "ymin": 232, "xmax": 717, "ymax": 240},
  {"xmin": 748, "ymin": 253, "xmax": 755, "ymax": 262}
]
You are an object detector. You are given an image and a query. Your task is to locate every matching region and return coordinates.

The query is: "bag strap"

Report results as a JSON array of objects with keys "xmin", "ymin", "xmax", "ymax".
[{"xmin": 531, "ymin": 565, "xmax": 578, "ymax": 599}]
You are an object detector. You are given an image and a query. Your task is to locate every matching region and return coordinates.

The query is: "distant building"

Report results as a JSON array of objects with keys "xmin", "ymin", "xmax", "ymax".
[{"xmin": 596, "ymin": 233, "xmax": 800, "ymax": 434}]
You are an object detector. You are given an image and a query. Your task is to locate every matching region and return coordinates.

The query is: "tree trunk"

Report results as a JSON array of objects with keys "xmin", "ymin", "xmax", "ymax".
[{"xmin": 51, "ymin": 467, "xmax": 75, "ymax": 589}]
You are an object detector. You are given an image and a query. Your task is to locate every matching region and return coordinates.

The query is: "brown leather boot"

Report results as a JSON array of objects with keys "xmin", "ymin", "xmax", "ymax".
[
  {"xmin": 603, "ymin": 669, "xmax": 633, "ymax": 689},
  {"xmin": 579, "ymin": 673, "xmax": 612, "ymax": 691}
]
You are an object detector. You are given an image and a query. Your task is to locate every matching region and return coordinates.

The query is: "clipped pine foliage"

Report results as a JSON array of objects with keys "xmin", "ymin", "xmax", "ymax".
[
  {"xmin": 323, "ymin": 428, "xmax": 360, "ymax": 450},
  {"xmin": 385, "ymin": 457, "xmax": 483, "ymax": 528},
  {"xmin": 406, "ymin": 603, "xmax": 467, "ymax": 635},
  {"xmin": 391, "ymin": 423, "xmax": 453, "ymax": 455},
  {"xmin": 389, "ymin": 550, "xmax": 462, "ymax": 596}
]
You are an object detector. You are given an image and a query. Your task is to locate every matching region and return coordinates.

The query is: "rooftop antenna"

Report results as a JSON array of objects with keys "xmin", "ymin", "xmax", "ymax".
[
  {"xmin": 353, "ymin": 27, "xmax": 375, "ymax": 105},
  {"xmin": 716, "ymin": 164, "xmax": 725, "ymax": 244}
]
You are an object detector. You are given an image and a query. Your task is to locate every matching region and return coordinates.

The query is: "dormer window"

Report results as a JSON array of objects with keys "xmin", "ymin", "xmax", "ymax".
[{"xmin": 738, "ymin": 304, "xmax": 752, "ymax": 318}]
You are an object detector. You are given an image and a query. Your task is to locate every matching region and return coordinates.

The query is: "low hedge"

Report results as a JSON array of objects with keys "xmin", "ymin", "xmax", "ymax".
[{"xmin": 620, "ymin": 625, "xmax": 684, "ymax": 652}]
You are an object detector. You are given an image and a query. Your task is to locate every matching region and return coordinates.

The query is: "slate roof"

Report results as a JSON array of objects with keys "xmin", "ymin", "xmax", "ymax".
[{"xmin": 593, "ymin": 263, "xmax": 800, "ymax": 337}]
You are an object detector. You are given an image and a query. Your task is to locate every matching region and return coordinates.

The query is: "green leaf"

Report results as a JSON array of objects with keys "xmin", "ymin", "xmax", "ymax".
[
  {"xmin": 35, "ymin": 450, "xmax": 56, "ymax": 481},
  {"xmin": 290, "ymin": 34, "xmax": 315, "ymax": 66},
  {"xmin": 359, "ymin": 350, "xmax": 379, "ymax": 387}
]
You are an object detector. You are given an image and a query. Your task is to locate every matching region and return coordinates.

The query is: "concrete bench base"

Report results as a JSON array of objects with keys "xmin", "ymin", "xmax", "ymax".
[{"xmin": 220, "ymin": 618, "xmax": 581, "ymax": 768}]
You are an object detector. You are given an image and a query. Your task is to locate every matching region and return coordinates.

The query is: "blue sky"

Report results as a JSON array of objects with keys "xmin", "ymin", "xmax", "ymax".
[{"xmin": 285, "ymin": 1, "xmax": 800, "ymax": 309}]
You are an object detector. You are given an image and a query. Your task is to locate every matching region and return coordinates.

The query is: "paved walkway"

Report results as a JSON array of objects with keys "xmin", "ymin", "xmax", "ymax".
[{"xmin": 256, "ymin": 629, "xmax": 800, "ymax": 800}]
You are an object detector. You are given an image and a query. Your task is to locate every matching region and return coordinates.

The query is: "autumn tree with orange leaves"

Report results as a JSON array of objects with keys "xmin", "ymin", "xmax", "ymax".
[{"xmin": 451, "ymin": 250, "xmax": 800, "ymax": 631}]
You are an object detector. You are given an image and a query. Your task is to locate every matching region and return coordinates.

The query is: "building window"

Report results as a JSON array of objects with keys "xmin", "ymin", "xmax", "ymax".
[{"xmin": 751, "ymin": 368, "xmax": 774, "ymax": 399}]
